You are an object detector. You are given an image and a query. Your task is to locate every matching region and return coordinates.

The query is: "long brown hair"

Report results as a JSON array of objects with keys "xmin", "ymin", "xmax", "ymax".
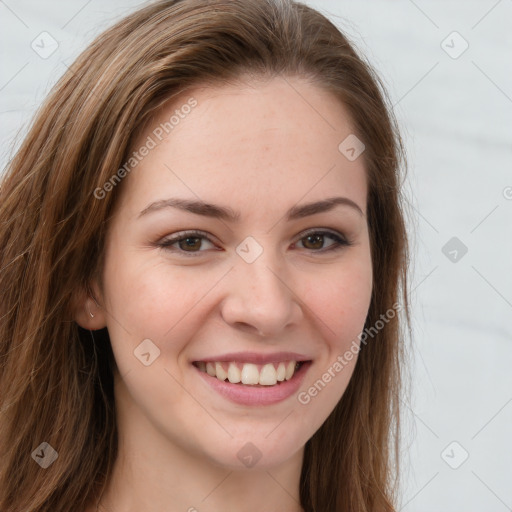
[{"xmin": 0, "ymin": 1, "xmax": 411, "ymax": 510}]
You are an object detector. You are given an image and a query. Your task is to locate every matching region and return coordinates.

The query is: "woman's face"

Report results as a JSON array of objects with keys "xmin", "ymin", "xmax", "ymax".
[{"xmin": 92, "ymin": 75, "xmax": 372, "ymax": 470}]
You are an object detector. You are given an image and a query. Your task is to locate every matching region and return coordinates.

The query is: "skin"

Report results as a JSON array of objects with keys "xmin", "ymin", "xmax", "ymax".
[{"xmin": 77, "ymin": 75, "xmax": 373, "ymax": 512}]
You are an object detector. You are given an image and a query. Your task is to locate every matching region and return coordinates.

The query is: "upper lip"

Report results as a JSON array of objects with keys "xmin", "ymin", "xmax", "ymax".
[{"xmin": 193, "ymin": 351, "xmax": 312, "ymax": 365}]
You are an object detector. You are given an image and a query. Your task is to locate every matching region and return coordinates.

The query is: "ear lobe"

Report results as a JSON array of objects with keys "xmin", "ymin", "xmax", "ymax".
[{"xmin": 73, "ymin": 282, "xmax": 107, "ymax": 330}]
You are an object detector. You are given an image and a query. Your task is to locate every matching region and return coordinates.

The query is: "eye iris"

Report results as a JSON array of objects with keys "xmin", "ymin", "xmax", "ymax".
[
  {"xmin": 303, "ymin": 234, "xmax": 324, "ymax": 250},
  {"xmin": 179, "ymin": 237, "xmax": 201, "ymax": 251}
]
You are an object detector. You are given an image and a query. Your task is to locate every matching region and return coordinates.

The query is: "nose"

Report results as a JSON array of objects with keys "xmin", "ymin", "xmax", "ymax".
[{"xmin": 220, "ymin": 252, "xmax": 303, "ymax": 337}]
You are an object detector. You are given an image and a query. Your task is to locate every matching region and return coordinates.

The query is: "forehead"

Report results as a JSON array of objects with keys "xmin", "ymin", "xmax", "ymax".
[{"xmin": 122, "ymin": 75, "xmax": 367, "ymax": 216}]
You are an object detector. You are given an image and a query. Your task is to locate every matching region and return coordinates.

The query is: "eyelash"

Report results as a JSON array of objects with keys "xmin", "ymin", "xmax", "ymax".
[{"xmin": 156, "ymin": 228, "xmax": 352, "ymax": 257}]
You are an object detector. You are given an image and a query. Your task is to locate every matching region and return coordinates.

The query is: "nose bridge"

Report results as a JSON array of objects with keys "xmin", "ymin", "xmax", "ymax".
[
  {"xmin": 221, "ymin": 240, "xmax": 301, "ymax": 335},
  {"xmin": 244, "ymin": 253, "xmax": 287, "ymax": 303}
]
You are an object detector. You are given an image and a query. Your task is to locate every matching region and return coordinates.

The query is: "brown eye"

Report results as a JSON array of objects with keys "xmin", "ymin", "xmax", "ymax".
[
  {"xmin": 177, "ymin": 237, "xmax": 203, "ymax": 252},
  {"xmin": 158, "ymin": 230, "xmax": 216, "ymax": 255},
  {"xmin": 301, "ymin": 234, "xmax": 325, "ymax": 250},
  {"xmin": 294, "ymin": 230, "xmax": 351, "ymax": 253}
]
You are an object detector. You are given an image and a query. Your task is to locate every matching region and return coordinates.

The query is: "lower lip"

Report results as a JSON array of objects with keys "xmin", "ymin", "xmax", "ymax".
[{"xmin": 194, "ymin": 362, "xmax": 312, "ymax": 406}]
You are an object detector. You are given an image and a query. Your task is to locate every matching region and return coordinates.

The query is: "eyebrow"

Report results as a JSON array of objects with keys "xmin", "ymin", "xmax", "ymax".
[{"xmin": 138, "ymin": 196, "xmax": 364, "ymax": 221}]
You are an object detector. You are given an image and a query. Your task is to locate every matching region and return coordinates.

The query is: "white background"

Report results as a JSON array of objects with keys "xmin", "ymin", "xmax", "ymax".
[{"xmin": 1, "ymin": 1, "xmax": 511, "ymax": 510}]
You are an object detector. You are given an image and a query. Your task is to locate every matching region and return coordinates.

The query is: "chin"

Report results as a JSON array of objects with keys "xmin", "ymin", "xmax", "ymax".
[{"xmin": 200, "ymin": 432, "xmax": 305, "ymax": 471}]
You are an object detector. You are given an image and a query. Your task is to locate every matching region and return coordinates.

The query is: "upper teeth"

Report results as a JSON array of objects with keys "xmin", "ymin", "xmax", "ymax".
[{"xmin": 196, "ymin": 361, "xmax": 299, "ymax": 386}]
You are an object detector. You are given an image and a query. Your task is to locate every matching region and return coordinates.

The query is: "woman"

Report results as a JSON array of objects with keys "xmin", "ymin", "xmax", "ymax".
[{"xmin": 0, "ymin": 0, "xmax": 411, "ymax": 511}]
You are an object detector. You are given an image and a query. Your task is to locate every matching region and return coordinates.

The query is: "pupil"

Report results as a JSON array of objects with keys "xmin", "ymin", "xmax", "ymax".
[
  {"xmin": 181, "ymin": 237, "xmax": 200, "ymax": 251},
  {"xmin": 305, "ymin": 234, "xmax": 323, "ymax": 249}
]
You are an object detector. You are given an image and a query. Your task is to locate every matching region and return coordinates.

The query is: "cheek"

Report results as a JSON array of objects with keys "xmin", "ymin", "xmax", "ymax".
[
  {"xmin": 102, "ymin": 251, "xmax": 222, "ymax": 345},
  {"xmin": 305, "ymin": 255, "xmax": 372, "ymax": 348},
  {"xmin": 294, "ymin": 255, "xmax": 372, "ymax": 428}
]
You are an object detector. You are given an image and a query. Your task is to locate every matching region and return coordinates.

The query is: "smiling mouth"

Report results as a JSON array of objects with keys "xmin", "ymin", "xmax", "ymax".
[{"xmin": 192, "ymin": 360, "xmax": 308, "ymax": 386}]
